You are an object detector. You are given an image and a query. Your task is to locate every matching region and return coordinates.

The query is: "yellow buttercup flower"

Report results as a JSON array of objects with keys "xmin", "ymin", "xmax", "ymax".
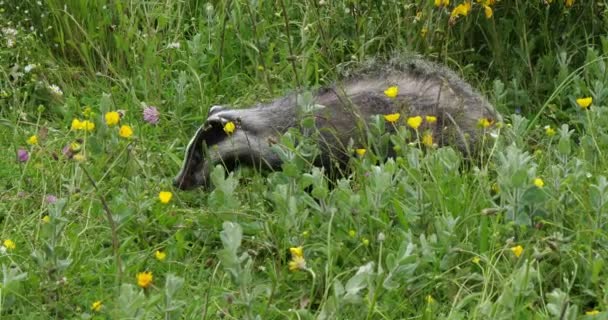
[
  {"xmin": 407, "ymin": 116, "xmax": 423, "ymax": 130},
  {"xmin": 422, "ymin": 133, "xmax": 434, "ymax": 147},
  {"xmin": 288, "ymin": 246, "xmax": 306, "ymax": 272},
  {"xmin": 510, "ymin": 245, "xmax": 523, "ymax": 258},
  {"xmin": 119, "ymin": 125, "xmax": 133, "ymax": 138},
  {"xmin": 223, "ymin": 121, "xmax": 236, "ymax": 134},
  {"xmin": 576, "ymin": 97, "xmax": 592, "ymax": 109},
  {"xmin": 472, "ymin": 256, "xmax": 481, "ymax": 264},
  {"xmin": 586, "ymin": 310, "xmax": 600, "ymax": 315},
  {"xmin": 565, "ymin": 0, "xmax": 574, "ymax": 7},
  {"xmin": 384, "ymin": 113, "xmax": 401, "ymax": 123},
  {"xmin": 155, "ymin": 250, "xmax": 167, "ymax": 261},
  {"xmin": 3, "ymin": 239, "xmax": 15, "ymax": 250},
  {"xmin": 136, "ymin": 271, "xmax": 153, "ymax": 288},
  {"xmin": 105, "ymin": 111, "xmax": 120, "ymax": 126},
  {"xmin": 289, "ymin": 246, "xmax": 303, "ymax": 258},
  {"xmin": 42, "ymin": 215, "xmax": 51, "ymax": 223},
  {"xmin": 384, "ymin": 86, "xmax": 399, "ymax": 98},
  {"xmin": 434, "ymin": 0, "xmax": 449, "ymax": 7},
  {"xmin": 91, "ymin": 300, "xmax": 102, "ymax": 312},
  {"xmin": 348, "ymin": 229, "xmax": 357, "ymax": 238},
  {"xmin": 450, "ymin": 1, "xmax": 471, "ymax": 21},
  {"xmin": 71, "ymin": 119, "xmax": 84, "ymax": 130},
  {"xmin": 425, "ymin": 115, "xmax": 437, "ymax": 124},
  {"xmin": 544, "ymin": 125, "xmax": 556, "ymax": 137},
  {"xmin": 159, "ymin": 191, "xmax": 173, "ymax": 204},
  {"xmin": 27, "ymin": 135, "xmax": 38, "ymax": 145},
  {"xmin": 534, "ymin": 178, "xmax": 544, "ymax": 188},
  {"xmin": 81, "ymin": 120, "xmax": 95, "ymax": 132},
  {"xmin": 478, "ymin": 118, "xmax": 491, "ymax": 128},
  {"xmin": 483, "ymin": 5, "xmax": 493, "ymax": 18},
  {"xmin": 356, "ymin": 148, "xmax": 366, "ymax": 156}
]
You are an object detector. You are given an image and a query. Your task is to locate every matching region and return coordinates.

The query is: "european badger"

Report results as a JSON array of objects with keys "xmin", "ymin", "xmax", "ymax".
[{"xmin": 174, "ymin": 58, "xmax": 500, "ymax": 190}]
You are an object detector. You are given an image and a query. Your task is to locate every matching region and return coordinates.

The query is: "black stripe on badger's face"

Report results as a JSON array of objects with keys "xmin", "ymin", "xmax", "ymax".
[{"xmin": 173, "ymin": 120, "xmax": 226, "ymax": 190}]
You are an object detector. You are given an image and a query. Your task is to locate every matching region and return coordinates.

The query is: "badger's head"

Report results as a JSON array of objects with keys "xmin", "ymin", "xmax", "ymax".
[{"xmin": 173, "ymin": 105, "xmax": 278, "ymax": 190}]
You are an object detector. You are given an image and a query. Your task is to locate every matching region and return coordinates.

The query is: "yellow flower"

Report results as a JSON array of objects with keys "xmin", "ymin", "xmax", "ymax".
[
  {"xmin": 119, "ymin": 125, "xmax": 133, "ymax": 138},
  {"xmin": 384, "ymin": 113, "xmax": 401, "ymax": 123},
  {"xmin": 472, "ymin": 256, "xmax": 481, "ymax": 264},
  {"xmin": 407, "ymin": 116, "xmax": 423, "ymax": 130},
  {"xmin": 223, "ymin": 121, "xmax": 236, "ymax": 134},
  {"xmin": 384, "ymin": 86, "xmax": 399, "ymax": 98},
  {"xmin": 425, "ymin": 115, "xmax": 437, "ymax": 124},
  {"xmin": 73, "ymin": 154, "xmax": 86, "ymax": 162},
  {"xmin": 544, "ymin": 125, "xmax": 556, "ymax": 137},
  {"xmin": 105, "ymin": 111, "xmax": 120, "ymax": 126},
  {"xmin": 426, "ymin": 295, "xmax": 435, "ymax": 304},
  {"xmin": 348, "ymin": 229, "xmax": 357, "ymax": 238},
  {"xmin": 422, "ymin": 133, "xmax": 434, "ymax": 147},
  {"xmin": 27, "ymin": 135, "xmax": 38, "ymax": 145},
  {"xmin": 155, "ymin": 250, "xmax": 167, "ymax": 261},
  {"xmin": 159, "ymin": 191, "xmax": 173, "ymax": 204},
  {"xmin": 81, "ymin": 120, "xmax": 95, "ymax": 132},
  {"xmin": 434, "ymin": 0, "xmax": 449, "ymax": 7},
  {"xmin": 483, "ymin": 5, "xmax": 493, "ymax": 18},
  {"xmin": 71, "ymin": 119, "xmax": 84, "ymax": 130},
  {"xmin": 510, "ymin": 245, "xmax": 523, "ymax": 258},
  {"xmin": 450, "ymin": 1, "xmax": 472, "ymax": 21},
  {"xmin": 577, "ymin": 97, "xmax": 592, "ymax": 109},
  {"xmin": 91, "ymin": 300, "xmax": 102, "ymax": 312},
  {"xmin": 3, "ymin": 239, "xmax": 15, "ymax": 250},
  {"xmin": 70, "ymin": 142, "xmax": 82, "ymax": 152},
  {"xmin": 288, "ymin": 246, "xmax": 306, "ymax": 272},
  {"xmin": 362, "ymin": 237, "xmax": 370, "ymax": 246},
  {"xmin": 478, "ymin": 118, "xmax": 491, "ymax": 128},
  {"xmin": 136, "ymin": 271, "xmax": 153, "ymax": 288},
  {"xmin": 491, "ymin": 182, "xmax": 500, "ymax": 193},
  {"xmin": 356, "ymin": 148, "xmax": 366, "ymax": 157},
  {"xmin": 420, "ymin": 27, "xmax": 428, "ymax": 37},
  {"xmin": 534, "ymin": 178, "xmax": 544, "ymax": 188},
  {"xmin": 42, "ymin": 215, "xmax": 50, "ymax": 223},
  {"xmin": 586, "ymin": 310, "xmax": 600, "ymax": 315},
  {"xmin": 565, "ymin": 0, "xmax": 574, "ymax": 7}
]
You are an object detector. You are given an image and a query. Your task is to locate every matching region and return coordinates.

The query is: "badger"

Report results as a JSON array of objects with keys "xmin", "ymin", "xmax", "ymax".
[{"xmin": 174, "ymin": 57, "xmax": 500, "ymax": 190}]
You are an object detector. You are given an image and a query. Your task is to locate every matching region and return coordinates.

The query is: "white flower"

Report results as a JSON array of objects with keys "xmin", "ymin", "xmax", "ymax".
[
  {"xmin": 7, "ymin": 38, "xmax": 15, "ymax": 48},
  {"xmin": 167, "ymin": 42, "xmax": 180, "ymax": 49},
  {"xmin": 24, "ymin": 64, "xmax": 36, "ymax": 73},
  {"xmin": 2, "ymin": 27, "xmax": 17, "ymax": 36},
  {"xmin": 48, "ymin": 84, "xmax": 63, "ymax": 96},
  {"xmin": 0, "ymin": 246, "xmax": 6, "ymax": 254}
]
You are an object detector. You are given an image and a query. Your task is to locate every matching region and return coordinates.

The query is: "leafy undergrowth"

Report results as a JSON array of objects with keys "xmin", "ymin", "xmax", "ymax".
[{"xmin": 2, "ymin": 1, "xmax": 608, "ymax": 319}]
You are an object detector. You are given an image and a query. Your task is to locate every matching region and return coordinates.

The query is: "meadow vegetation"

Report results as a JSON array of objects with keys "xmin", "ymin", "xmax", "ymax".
[{"xmin": 2, "ymin": 0, "xmax": 608, "ymax": 318}]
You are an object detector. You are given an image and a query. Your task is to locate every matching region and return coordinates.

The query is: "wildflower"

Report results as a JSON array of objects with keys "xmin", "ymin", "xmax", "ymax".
[
  {"xmin": 576, "ymin": 97, "xmax": 592, "ymax": 109},
  {"xmin": 257, "ymin": 65, "xmax": 264, "ymax": 71},
  {"xmin": 422, "ymin": 133, "xmax": 434, "ymax": 147},
  {"xmin": 301, "ymin": 230, "xmax": 310, "ymax": 238},
  {"xmin": 362, "ymin": 237, "xmax": 370, "ymax": 246},
  {"xmin": 155, "ymin": 250, "xmax": 167, "ymax": 261},
  {"xmin": 105, "ymin": 111, "xmax": 120, "ymax": 126},
  {"xmin": 70, "ymin": 141, "xmax": 82, "ymax": 152},
  {"xmin": 73, "ymin": 154, "xmax": 86, "ymax": 162},
  {"xmin": 586, "ymin": 310, "xmax": 600, "ymax": 315},
  {"xmin": 407, "ymin": 116, "xmax": 423, "ymax": 130},
  {"xmin": 71, "ymin": 119, "xmax": 84, "ymax": 130},
  {"xmin": 565, "ymin": 0, "xmax": 574, "ymax": 7},
  {"xmin": 533, "ymin": 178, "xmax": 544, "ymax": 188},
  {"xmin": 119, "ymin": 125, "xmax": 133, "ymax": 138},
  {"xmin": 472, "ymin": 256, "xmax": 481, "ymax": 264},
  {"xmin": 45, "ymin": 194, "xmax": 57, "ymax": 204},
  {"xmin": 384, "ymin": 113, "xmax": 401, "ymax": 123},
  {"xmin": 449, "ymin": 1, "xmax": 471, "ymax": 23},
  {"xmin": 159, "ymin": 191, "xmax": 173, "ymax": 204},
  {"xmin": 491, "ymin": 182, "xmax": 500, "ymax": 193},
  {"xmin": 223, "ymin": 121, "xmax": 236, "ymax": 134},
  {"xmin": 348, "ymin": 229, "xmax": 357, "ymax": 238},
  {"xmin": 17, "ymin": 148, "xmax": 29, "ymax": 162},
  {"xmin": 81, "ymin": 120, "xmax": 95, "ymax": 132},
  {"xmin": 143, "ymin": 106, "xmax": 160, "ymax": 124},
  {"xmin": 426, "ymin": 295, "xmax": 435, "ymax": 304},
  {"xmin": 82, "ymin": 106, "xmax": 93, "ymax": 118},
  {"xmin": 24, "ymin": 64, "xmax": 36, "ymax": 73},
  {"xmin": 482, "ymin": 5, "xmax": 493, "ymax": 18},
  {"xmin": 478, "ymin": 118, "xmax": 491, "ymax": 128},
  {"xmin": 136, "ymin": 271, "xmax": 153, "ymax": 288},
  {"xmin": 27, "ymin": 135, "xmax": 38, "ymax": 145},
  {"xmin": 3, "ymin": 239, "xmax": 16, "ymax": 251},
  {"xmin": 383, "ymin": 86, "xmax": 399, "ymax": 98},
  {"xmin": 434, "ymin": 0, "xmax": 449, "ymax": 7},
  {"xmin": 167, "ymin": 42, "xmax": 180, "ymax": 49},
  {"xmin": 48, "ymin": 84, "xmax": 63, "ymax": 96},
  {"xmin": 544, "ymin": 125, "xmax": 556, "ymax": 137},
  {"xmin": 426, "ymin": 115, "xmax": 437, "ymax": 124},
  {"xmin": 510, "ymin": 245, "xmax": 523, "ymax": 258},
  {"xmin": 91, "ymin": 300, "xmax": 103, "ymax": 312},
  {"xmin": 356, "ymin": 148, "xmax": 366, "ymax": 157},
  {"xmin": 288, "ymin": 246, "xmax": 307, "ymax": 272},
  {"xmin": 42, "ymin": 215, "xmax": 51, "ymax": 223}
]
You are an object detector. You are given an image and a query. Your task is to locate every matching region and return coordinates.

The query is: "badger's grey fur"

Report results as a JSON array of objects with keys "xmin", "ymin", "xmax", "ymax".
[{"xmin": 174, "ymin": 57, "xmax": 500, "ymax": 190}]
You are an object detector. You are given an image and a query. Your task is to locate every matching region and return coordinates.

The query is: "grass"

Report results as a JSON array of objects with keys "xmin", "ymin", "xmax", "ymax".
[{"xmin": 2, "ymin": 0, "xmax": 608, "ymax": 318}]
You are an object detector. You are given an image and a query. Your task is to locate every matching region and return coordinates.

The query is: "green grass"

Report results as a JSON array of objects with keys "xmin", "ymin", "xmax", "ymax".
[{"xmin": 2, "ymin": 0, "xmax": 608, "ymax": 318}]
